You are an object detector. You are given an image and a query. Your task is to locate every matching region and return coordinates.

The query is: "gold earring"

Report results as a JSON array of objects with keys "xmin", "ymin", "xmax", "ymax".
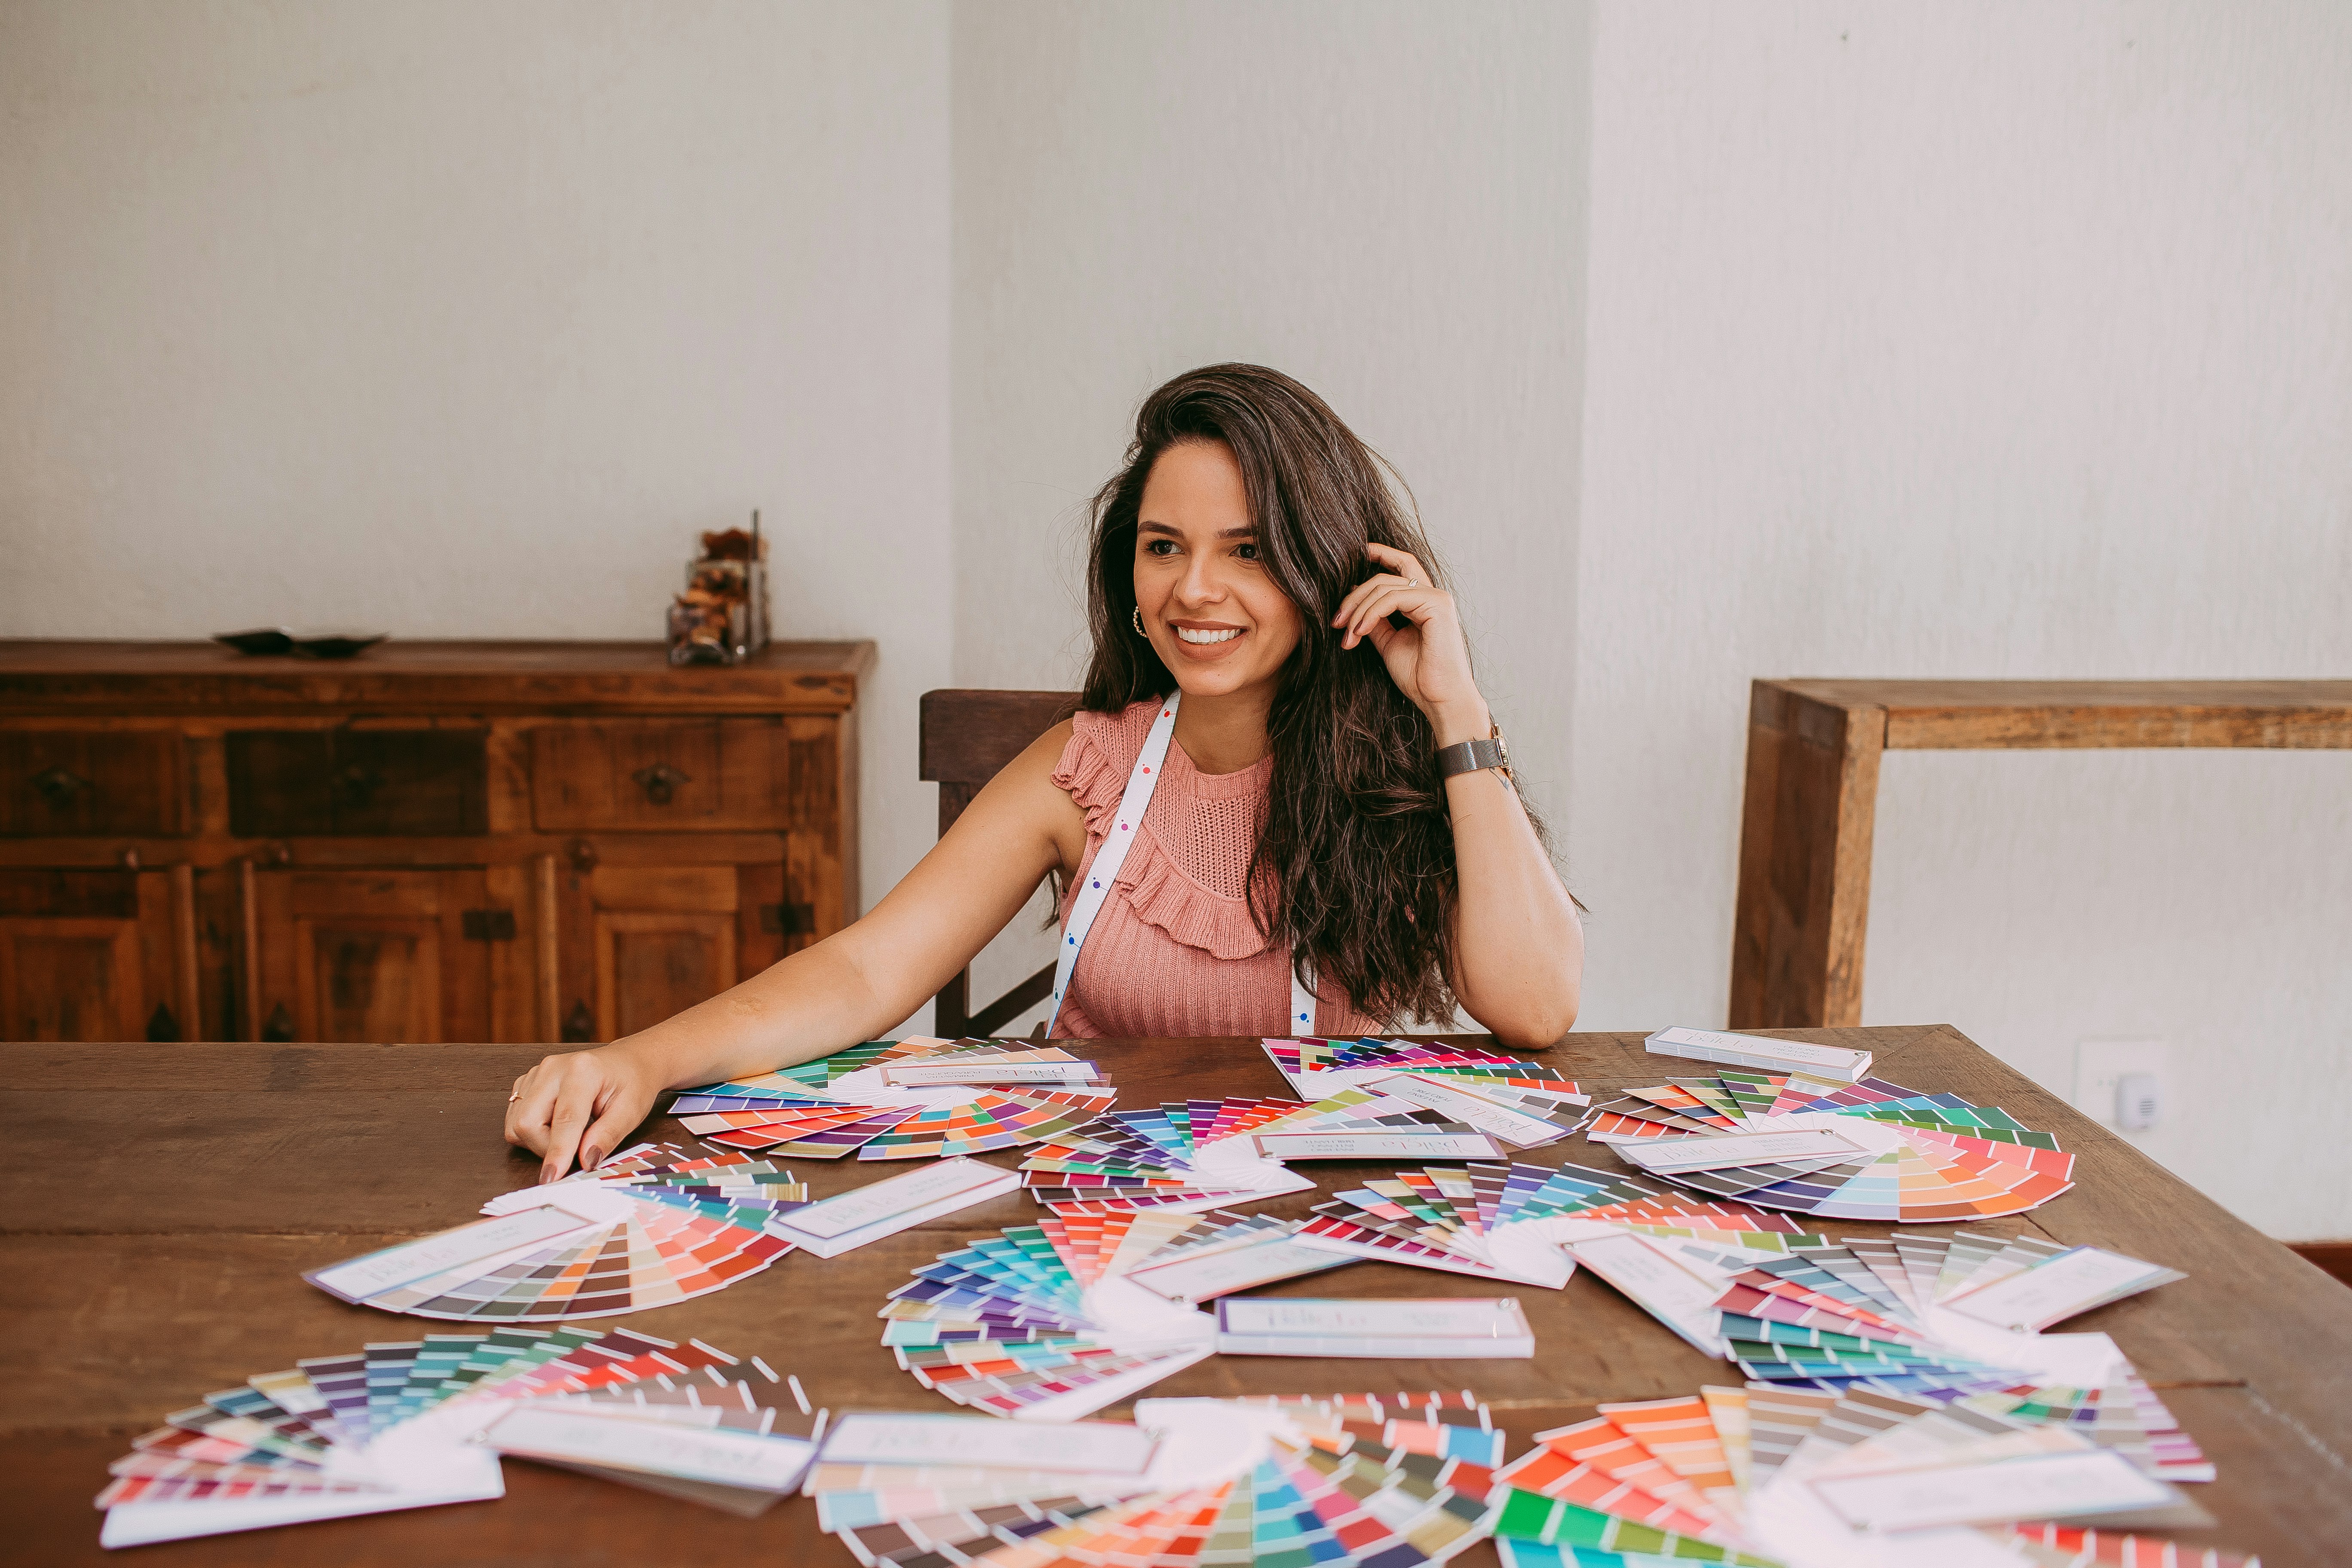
[{"xmin": 1133, "ymin": 606, "xmax": 1146, "ymax": 637}]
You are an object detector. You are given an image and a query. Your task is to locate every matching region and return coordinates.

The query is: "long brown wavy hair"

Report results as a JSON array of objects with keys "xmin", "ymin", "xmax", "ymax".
[{"xmin": 1079, "ymin": 363, "xmax": 1545, "ymax": 1026}]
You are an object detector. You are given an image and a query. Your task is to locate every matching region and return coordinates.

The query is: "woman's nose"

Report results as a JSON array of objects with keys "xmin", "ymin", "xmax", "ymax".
[{"xmin": 1175, "ymin": 556, "xmax": 1226, "ymax": 605}]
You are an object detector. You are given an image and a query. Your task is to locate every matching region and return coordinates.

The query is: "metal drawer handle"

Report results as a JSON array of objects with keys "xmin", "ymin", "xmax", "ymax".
[
  {"xmin": 631, "ymin": 763, "xmax": 692, "ymax": 805},
  {"xmin": 31, "ymin": 765, "xmax": 90, "ymax": 808}
]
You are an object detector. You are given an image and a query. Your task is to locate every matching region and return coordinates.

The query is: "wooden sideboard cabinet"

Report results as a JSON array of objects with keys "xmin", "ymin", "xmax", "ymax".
[{"xmin": 0, "ymin": 641, "xmax": 873, "ymax": 1044}]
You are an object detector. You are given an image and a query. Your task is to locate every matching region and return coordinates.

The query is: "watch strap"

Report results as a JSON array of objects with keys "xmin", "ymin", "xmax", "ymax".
[{"xmin": 1436, "ymin": 732, "xmax": 1510, "ymax": 779}]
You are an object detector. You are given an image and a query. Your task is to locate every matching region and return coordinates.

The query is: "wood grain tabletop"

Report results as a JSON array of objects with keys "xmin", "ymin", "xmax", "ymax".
[{"xmin": 2, "ymin": 1026, "xmax": 2344, "ymax": 1566}]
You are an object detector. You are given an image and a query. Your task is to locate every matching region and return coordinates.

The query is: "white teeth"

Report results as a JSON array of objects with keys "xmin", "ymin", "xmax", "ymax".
[{"xmin": 1175, "ymin": 627, "xmax": 1241, "ymax": 645}]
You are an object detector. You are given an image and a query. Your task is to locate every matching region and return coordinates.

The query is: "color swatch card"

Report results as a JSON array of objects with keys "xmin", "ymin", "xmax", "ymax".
[
  {"xmin": 1213, "ymin": 1296, "xmax": 1536, "ymax": 1358},
  {"xmin": 1583, "ymin": 1070, "xmax": 2075, "ymax": 1222},
  {"xmin": 1019, "ymin": 1087, "xmax": 1509, "ymax": 1216},
  {"xmin": 672, "ymin": 1036, "xmax": 1116, "ymax": 1161},
  {"xmin": 809, "ymin": 1390, "xmax": 1510, "ymax": 1568},
  {"xmin": 1487, "ymin": 1378, "xmax": 2250, "ymax": 1568},
  {"xmin": 882, "ymin": 1212, "xmax": 1354, "ymax": 1419},
  {"xmin": 1565, "ymin": 1223, "xmax": 2181, "ymax": 1403},
  {"xmin": 1295, "ymin": 1159, "xmax": 1814, "ymax": 1290},
  {"xmin": 98, "ymin": 1330, "xmax": 817, "ymax": 1546},
  {"xmin": 1940, "ymin": 1246, "xmax": 2187, "ymax": 1333},
  {"xmin": 1264, "ymin": 1038, "xmax": 1591, "ymax": 1148},
  {"xmin": 765, "ymin": 1157, "xmax": 1020, "ymax": 1257},
  {"xmin": 308, "ymin": 1142, "xmax": 805, "ymax": 1321}
]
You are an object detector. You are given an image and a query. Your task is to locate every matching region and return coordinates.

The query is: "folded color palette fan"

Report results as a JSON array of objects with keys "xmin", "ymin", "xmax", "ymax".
[
  {"xmin": 1294, "ymin": 1158, "xmax": 1815, "ymax": 1287},
  {"xmin": 306, "ymin": 1143, "xmax": 807, "ymax": 1321},
  {"xmin": 811, "ymin": 1392, "xmax": 1507, "ymax": 1568},
  {"xmin": 1581, "ymin": 1069, "xmax": 2076, "ymax": 1222},
  {"xmin": 97, "ymin": 1329, "xmax": 824, "ymax": 1547},
  {"xmin": 671, "ymin": 1038, "xmax": 1116, "ymax": 1160},
  {"xmin": 1261, "ymin": 1038, "xmax": 1590, "ymax": 1145},
  {"xmin": 1018, "ymin": 1087, "xmax": 1513, "ymax": 1216},
  {"xmin": 1485, "ymin": 1378, "xmax": 2251, "ymax": 1568},
  {"xmin": 882, "ymin": 1212, "xmax": 1354, "ymax": 1419}
]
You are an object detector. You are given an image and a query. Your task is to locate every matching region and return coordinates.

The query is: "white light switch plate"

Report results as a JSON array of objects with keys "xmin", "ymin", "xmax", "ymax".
[{"xmin": 2073, "ymin": 1038, "xmax": 2170, "ymax": 1131}]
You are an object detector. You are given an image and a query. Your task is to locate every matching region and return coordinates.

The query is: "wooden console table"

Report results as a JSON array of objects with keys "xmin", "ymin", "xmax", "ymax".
[
  {"xmin": 1730, "ymin": 679, "xmax": 2352, "ymax": 1029},
  {"xmin": 0, "ymin": 640, "xmax": 873, "ymax": 1045}
]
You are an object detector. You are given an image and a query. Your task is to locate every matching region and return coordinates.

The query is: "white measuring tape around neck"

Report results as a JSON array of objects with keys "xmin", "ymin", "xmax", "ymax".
[{"xmin": 1043, "ymin": 690, "xmax": 1318, "ymax": 1039}]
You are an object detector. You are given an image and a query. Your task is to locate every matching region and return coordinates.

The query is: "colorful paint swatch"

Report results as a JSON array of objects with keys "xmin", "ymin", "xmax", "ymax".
[
  {"xmin": 306, "ymin": 1142, "xmax": 805, "ymax": 1321},
  {"xmin": 1290, "ymin": 1159, "xmax": 1812, "ymax": 1287},
  {"xmin": 1488, "ymin": 1377, "xmax": 2248, "ymax": 1568},
  {"xmin": 1261, "ymin": 1037, "xmax": 1588, "ymax": 1145},
  {"xmin": 1020, "ymin": 1084, "xmax": 1532, "ymax": 1215},
  {"xmin": 673, "ymin": 1037, "xmax": 1116, "ymax": 1161},
  {"xmin": 98, "ymin": 1332, "xmax": 823, "ymax": 1547},
  {"xmin": 1582, "ymin": 1071, "xmax": 2076, "ymax": 1224},
  {"xmin": 884, "ymin": 1213, "xmax": 1357, "ymax": 1419},
  {"xmin": 809, "ymin": 1390, "xmax": 1507, "ymax": 1568}
]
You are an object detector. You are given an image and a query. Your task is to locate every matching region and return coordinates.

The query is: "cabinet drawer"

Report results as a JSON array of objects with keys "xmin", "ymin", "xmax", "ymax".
[
  {"xmin": 0, "ymin": 730, "xmax": 188, "ymax": 837},
  {"xmin": 227, "ymin": 729, "xmax": 489, "ymax": 837},
  {"xmin": 530, "ymin": 721, "xmax": 790, "ymax": 831}
]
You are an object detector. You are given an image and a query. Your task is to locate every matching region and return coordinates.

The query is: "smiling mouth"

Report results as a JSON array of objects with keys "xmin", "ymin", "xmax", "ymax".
[{"xmin": 1174, "ymin": 627, "xmax": 1242, "ymax": 645}]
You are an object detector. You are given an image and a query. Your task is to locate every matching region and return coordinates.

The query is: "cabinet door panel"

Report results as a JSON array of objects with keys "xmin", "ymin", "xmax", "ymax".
[
  {"xmin": 555, "ymin": 861, "xmax": 759, "ymax": 1043},
  {"xmin": 596, "ymin": 912, "xmax": 736, "ymax": 1040},
  {"xmin": 293, "ymin": 919, "xmax": 441, "ymax": 1042},
  {"xmin": 0, "ymin": 731, "xmax": 189, "ymax": 837},
  {"xmin": 0, "ymin": 919, "xmax": 142, "ymax": 1040},
  {"xmin": 250, "ymin": 869, "xmax": 505, "ymax": 1042},
  {"xmin": 0, "ymin": 871, "xmax": 193, "ymax": 1041}
]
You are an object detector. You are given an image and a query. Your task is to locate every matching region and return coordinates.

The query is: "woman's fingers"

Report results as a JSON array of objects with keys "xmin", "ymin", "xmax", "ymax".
[
  {"xmin": 1363, "ymin": 541, "xmax": 1429, "ymax": 583},
  {"xmin": 541, "ymin": 1084, "xmax": 596, "ymax": 1183},
  {"xmin": 1329, "ymin": 573, "xmax": 1402, "ymax": 630},
  {"xmin": 1343, "ymin": 581, "xmax": 1449, "ymax": 647},
  {"xmin": 1332, "ymin": 574, "xmax": 1433, "ymax": 639},
  {"xmin": 1342, "ymin": 584, "xmax": 1416, "ymax": 646},
  {"xmin": 501, "ymin": 1052, "xmax": 616, "ymax": 1180},
  {"xmin": 504, "ymin": 1061, "xmax": 561, "ymax": 1153},
  {"xmin": 578, "ymin": 1082, "xmax": 652, "ymax": 1174},
  {"xmin": 1333, "ymin": 545, "xmax": 1436, "ymax": 638}
]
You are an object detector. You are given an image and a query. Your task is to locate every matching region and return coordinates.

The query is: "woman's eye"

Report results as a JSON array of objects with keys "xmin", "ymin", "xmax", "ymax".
[
  {"xmin": 1144, "ymin": 539, "xmax": 1177, "ymax": 557},
  {"xmin": 1235, "ymin": 542, "xmax": 1259, "ymax": 561}
]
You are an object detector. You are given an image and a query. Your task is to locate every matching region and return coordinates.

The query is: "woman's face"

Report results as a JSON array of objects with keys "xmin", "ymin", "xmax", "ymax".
[{"xmin": 1132, "ymin": 439, "xmax": 1304, "ymax": 701}]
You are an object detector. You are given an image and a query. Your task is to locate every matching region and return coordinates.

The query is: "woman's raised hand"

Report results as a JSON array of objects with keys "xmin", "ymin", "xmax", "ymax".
[
  {"xmin": 505, "ymin": 1047, "xmax": 661, "ymax": 1183},
  {"xmin": 1332, "ymin": 541, "xmax": 1490, "ymax": 741}
]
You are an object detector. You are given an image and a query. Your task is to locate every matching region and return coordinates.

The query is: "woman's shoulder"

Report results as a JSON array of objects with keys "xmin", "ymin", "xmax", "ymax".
[{"xmin": 1051, "ymin": 698, "xmax": 1164, "ymax": 830}]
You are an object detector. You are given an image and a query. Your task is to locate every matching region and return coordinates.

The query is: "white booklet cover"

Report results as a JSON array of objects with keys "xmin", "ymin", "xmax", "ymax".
[
  {"xmin": 480, "ymin": 1406, "xmax": 818, "ymax": 1493},
  {"xmin": 1213, "ymin": 1296, "xmax": 1533, "ymax": 1358},
  {"xmin": 1940, "ymin": 1246, "xmax": 2186, "ymax": 1332},
  {"xmin": 1645, "ymin": 1025, "xmax": 1872, "ymax": 1084},
  {"xmin": 765, "ymin": 1158, "xmax": 1019, "ymax": 1257}
]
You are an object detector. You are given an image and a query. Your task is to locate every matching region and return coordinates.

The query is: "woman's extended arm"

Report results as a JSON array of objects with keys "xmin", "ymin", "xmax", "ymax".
[
  {"xmin": 504, "ymin": 721, "xmax": 1087, "ymax": 1180},
  {"xmin": 1334, "ymin": 542, "xmax": 1583, "ymax": 1048}
]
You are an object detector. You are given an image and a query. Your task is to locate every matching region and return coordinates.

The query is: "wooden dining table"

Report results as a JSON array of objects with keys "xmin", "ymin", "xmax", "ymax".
[{"xmin": 3, "ymin": 1025, "xmax": 2346, "ymax": 1566}]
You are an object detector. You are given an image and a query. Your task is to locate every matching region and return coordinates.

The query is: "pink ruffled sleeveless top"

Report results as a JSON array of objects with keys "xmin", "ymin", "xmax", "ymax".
[{"xmin": 1049, "ymin": 699, "xmax": 1381, "ymax": 1040}]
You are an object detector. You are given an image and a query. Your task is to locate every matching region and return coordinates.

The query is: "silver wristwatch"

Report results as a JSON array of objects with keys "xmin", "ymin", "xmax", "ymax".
[{"xmin": 1436, "ymin": 723, "xmax": 1511, "ymax": 782}]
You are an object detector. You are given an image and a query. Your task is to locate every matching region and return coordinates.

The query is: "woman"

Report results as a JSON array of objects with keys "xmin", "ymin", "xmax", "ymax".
[{"xmin": 508, "ymin": 364, "xmax": 1583, "ymax": 1180}]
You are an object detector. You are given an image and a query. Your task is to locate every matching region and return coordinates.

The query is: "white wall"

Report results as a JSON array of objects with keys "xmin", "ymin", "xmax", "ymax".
[
  {"xmin": 1571, "ymin": 1, "xmax": 2352, "ymax": 1237},
  {"xmin": 0, "ymin": 0, "xmax": 953, "ymax": 927},
  {"xmin": 949, "ymin": 0, "xmax": 1591, "ymax": 1031},
  {"xmin": 9, "ymin": 2, "xmax": 2344, "ymax": 1235}
]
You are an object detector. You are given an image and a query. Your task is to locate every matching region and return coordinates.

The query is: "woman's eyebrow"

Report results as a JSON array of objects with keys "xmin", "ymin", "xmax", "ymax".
[{"xmin": 1138, "ymin": 521, "xmax": 1254, "ymax": 539}]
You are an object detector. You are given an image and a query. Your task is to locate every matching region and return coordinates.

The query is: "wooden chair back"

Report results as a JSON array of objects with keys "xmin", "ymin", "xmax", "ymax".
[{"xmin": 918, "ymin": 689, "xmax": 1081, "ymax": 1036}]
